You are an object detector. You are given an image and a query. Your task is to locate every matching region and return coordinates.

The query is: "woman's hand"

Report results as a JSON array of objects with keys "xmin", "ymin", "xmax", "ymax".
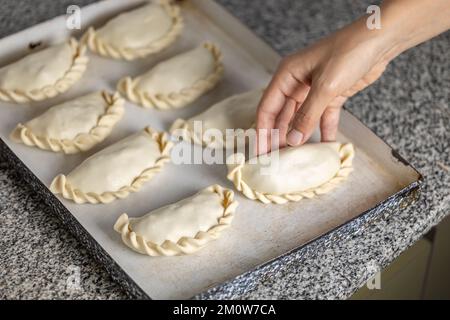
[
  {"xmin": 256, "ymin": 18, "xmax": 394, "ymax": 152},
  {"xmin": 256, "ymin": 0, "xmax": 450, "ymax": 154}
]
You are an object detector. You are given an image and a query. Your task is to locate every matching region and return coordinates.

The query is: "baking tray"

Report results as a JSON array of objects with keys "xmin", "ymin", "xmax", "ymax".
[{"xmin": 0, "ymin": 0, "xmax": 422, "ymax": 299}]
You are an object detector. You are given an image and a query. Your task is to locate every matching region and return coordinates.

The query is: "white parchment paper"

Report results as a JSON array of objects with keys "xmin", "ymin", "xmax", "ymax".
[{"xmin": 0, "ymin": 0, "xmax": 419, "ymax": 299}]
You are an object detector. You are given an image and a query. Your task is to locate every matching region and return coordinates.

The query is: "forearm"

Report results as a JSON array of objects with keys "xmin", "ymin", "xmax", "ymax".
[
  {"xmin": 329, "ymin": 0, "xmax": 450, "ymax": 66},
  {"xmin": 380, "ymin": 0, "xmax": 450, "ymax": 58},
  {"xmin": 257, "ymin": 0, "xmax": 450, "ymax": 148}
]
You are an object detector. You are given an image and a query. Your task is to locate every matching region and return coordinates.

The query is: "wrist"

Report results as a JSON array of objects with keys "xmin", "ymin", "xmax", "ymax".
[
  {"xmin": 348, "ymin": 8, "xmax": 408, "ymax": 63},
  {"xmin": 339, "ymin": 16, "xmax": 402, "ymax": 63},
  {"xmin": 375, "ymin": 1, "xmax": 413, "ymax": 58}
]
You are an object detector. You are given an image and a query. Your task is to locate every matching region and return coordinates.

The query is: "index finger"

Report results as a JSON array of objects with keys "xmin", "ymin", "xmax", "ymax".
[
  {"xmin": 256, "ymin": 85, "xmax": 286, "ymax": 155},
  {"xmin": 256, "ymin": 82, "xmax": 286, "ymax": 131}
]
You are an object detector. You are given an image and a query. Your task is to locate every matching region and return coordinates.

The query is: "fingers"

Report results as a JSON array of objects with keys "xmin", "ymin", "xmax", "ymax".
[
  {"xmin": 320, "ymin": 107, "xmax": 341, "ymax": 142},
  {"xmin": 256, "ymin": 56, "xmax": 309, "ymax": 153},
  {"xmin": 320, "ymin": 95, "xmax": 347, "ymax": 141},
  {"xmin": 274, "ymin": 98, "xmax": 297, "ymax": 148},
  {"xmin": 272, "ymin": 81, "xmax": 310, "ymax": 149},
  {"xmin": 287, "ymin": 83, "xmax": 336, "ymax": 146},
  {"xmin": 256, "ymin": 68, "xmax": 289, "ymax": 155},
  {"xmin": 256, "ymin": 86, "xmax": 285, "ymax": 155},
  {"xmin": 257, "ymin": 86, "xmax": 286, "ymax": 131},
  {"xmin": 256, "ymin": 59, "xmax": 297, "ymax": 132}
]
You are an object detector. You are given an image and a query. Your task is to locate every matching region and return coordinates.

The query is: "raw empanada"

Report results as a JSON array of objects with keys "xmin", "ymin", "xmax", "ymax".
[
  {"xmin": 227, "ymin": 142, "xmax": 355, "ymax": 204},
  {"xmin": 170, "ymin": 89, "xmax": 263, "ymax": 148},
  {"xmin": 83, "ymin": 0, "xmax": 183, "ymax": 60},
  {"xmin": 117, "ymin": 43, "xmax": 223, "ymax": 110},
  {"xmin": 114, "ymin": 185, "xmax": 237, "ymax": 256},
  {"xmin": 0, "ymin": 38, "xmax": 88, "ymax": 103},
  {"xmin": 50, "ymin": 127, "xmax": 172, "ymax": 204},
  {"xmin": 10, "ymin": 91, "xmax": 124, "ymax": 154}
]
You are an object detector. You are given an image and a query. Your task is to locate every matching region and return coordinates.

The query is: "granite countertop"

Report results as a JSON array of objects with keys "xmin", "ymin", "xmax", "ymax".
[{"xmin": 0, "ymin": 0, "xmax": 448, "ymax": 299}]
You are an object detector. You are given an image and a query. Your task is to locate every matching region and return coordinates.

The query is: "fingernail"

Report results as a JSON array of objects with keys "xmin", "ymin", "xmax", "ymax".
[{"xmin": 287, "ymin": 129, "xmax": 303, "ymax": 146}]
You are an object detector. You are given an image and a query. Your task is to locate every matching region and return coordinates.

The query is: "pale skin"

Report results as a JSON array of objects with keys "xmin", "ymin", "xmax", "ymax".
[{"xmin": 256, "ymin": 0, "xmax": 450, "ymax": 153}]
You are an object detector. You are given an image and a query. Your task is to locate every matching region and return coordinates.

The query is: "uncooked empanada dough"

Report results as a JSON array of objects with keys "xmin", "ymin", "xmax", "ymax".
[
  {"xmin": 0, "ymin": 38, "xmax": 88, "ymax": 103},
  {"xmin": 114, "ymin": 185, "xmax": 237, "ymax": 256},
  {"xmin": 10, "ymin": 91, "xmax": 124, "ymax": 154},
  {"xmin": 84, "ymin": 0, "xmax": 183, "ymax": 60},
  {"xmin": 117, "ymin": 43, "xmax": 223, "ymax": 109},
  {"xmin": 170, "ymin": 89, "xmax": 263, "ymax": 148},
  {"xmin": 50, "ymin": 127, "xmax": 172, "ymax": 204},
  {"xmin": 227, "ymin": 142, "xmax": 355, "ymax": 204}
]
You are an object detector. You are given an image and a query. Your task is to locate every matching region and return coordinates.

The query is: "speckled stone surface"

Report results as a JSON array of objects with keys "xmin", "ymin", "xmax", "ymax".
[{"xmin": 0, "ymin": 0, "xmax": 449, "ymax": 300}]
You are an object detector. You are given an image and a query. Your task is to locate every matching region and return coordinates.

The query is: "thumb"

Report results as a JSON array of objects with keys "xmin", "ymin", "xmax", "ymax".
[{"xmin": 287, "ymin": 82, "xmax": 335, "ymax": 146}]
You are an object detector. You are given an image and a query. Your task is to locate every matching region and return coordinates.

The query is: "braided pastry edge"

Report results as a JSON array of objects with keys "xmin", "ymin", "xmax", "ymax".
[
  {"xmin": 10, "ymin": 91, "xmax": 125, "ymax": 154},
  {"xmin": 117, "ymin": 42, "xmax": 224, "ymax": 110},
  {"xmin": 49, "ymin": 127, "xmax": 173, "ymax": 204},
  {"xmin": 227, "ymin": 143, "xmax": 355, "ymax": 204},
  {"xmin": 113, "ymin": 184, "xmax": 237, "ymax": 256},
  {"xmin": 0, "ymin": 38, "xmax": 89, "ymax": 104},
  {"xmin": 82, "ymin": 0, "xmax": 183, "ymax": 61}
]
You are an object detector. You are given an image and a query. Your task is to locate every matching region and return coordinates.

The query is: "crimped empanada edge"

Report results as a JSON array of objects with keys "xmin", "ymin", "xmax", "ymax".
[{"xmin": 113, "ymin": 184, "xmax": 237, "ymax": 256}]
